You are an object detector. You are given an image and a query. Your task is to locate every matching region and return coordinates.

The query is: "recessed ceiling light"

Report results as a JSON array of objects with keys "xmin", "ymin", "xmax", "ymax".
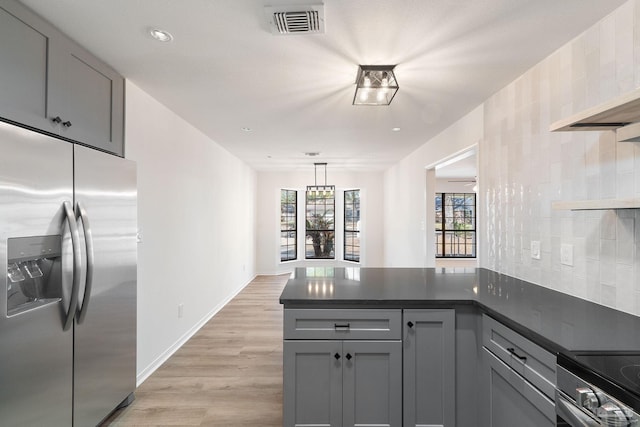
[
  {"xmin": 305, "ymin": 152, "xmax": 320, "ymax": 157},
  {"xmin": 241, "ymin": 127, "xmax": 252, "ymax": 132},
  {"xmin": 149, "ymin": 28, "xmax": 173, "ymax": 42},
  {"xmin": 392, "ymin": 127, "xmax": 401, "ymax": 132}
]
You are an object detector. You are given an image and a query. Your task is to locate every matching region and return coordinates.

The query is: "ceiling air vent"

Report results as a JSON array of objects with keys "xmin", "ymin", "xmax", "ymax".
[{"xmin": 265, "ymin": 4, "xmax": 325, "ymax": 35}]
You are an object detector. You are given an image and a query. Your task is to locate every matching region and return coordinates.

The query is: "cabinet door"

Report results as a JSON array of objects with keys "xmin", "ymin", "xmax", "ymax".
[
  {"xmin": 484, "ymin": 348, "xmax": 555, "ymax": 427},
  {"xmin": 48, "ymin": 34, "xmax": 124, "ymax": 156},
  {"xmin": 403, "ymin": 309, "xmax": 455, "ymax": 427},
  {"xmin": 0, "ymin": 4, "xmax": 51, "ymax": 131},
  {"xmin": 342, "ymin": 340, "xmax": 402, "ymax": 427},
  {"xmin": 283, "ymin": 340, "xmax": 342, "ymax": 427}
]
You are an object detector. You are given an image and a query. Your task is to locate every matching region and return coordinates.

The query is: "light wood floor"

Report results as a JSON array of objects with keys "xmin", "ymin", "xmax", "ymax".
[{"xmin": 102, "ymin": 274, "xmax": 289, "ymax": 426}]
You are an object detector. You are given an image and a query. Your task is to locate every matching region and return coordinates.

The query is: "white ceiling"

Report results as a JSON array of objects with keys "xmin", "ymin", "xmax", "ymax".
[
  {"xmin": 435, "ymin": 148, "xmax": 476, "ymax": 179},
  {"xmin": 21, "ymin": 0, "xmax": 626, "ymax": 172}
]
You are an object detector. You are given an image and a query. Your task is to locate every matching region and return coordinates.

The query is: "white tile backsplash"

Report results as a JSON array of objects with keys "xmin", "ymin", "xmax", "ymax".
[{"xmin": 480, "ymin": 0, "xmax": 640, "ymax": 316}]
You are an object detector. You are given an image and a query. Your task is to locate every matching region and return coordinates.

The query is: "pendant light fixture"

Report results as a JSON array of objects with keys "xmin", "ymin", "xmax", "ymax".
[
  {"xmin": 353, "ymin": 65, "xmax": 399, "ymax": 106},
  {"xmin": 307, "ymin": 162, "xmax": 334, "ymax": 196}
]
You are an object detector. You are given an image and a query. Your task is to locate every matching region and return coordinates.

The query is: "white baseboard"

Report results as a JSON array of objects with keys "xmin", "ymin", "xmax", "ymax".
[{"xmin": 135, "ymin": 274, "xmax": 257, "ymax": 386}]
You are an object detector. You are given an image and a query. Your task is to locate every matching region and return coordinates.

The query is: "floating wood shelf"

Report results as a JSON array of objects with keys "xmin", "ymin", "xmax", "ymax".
[
  {"xmin": 616, "ymin": 121, "xmax": 640, "ymax": 142},
  {"xmin": 552, "ymin": 198, "xmax": 640, "ymax": 211},
  {"xmin": 550, "ymin": 87, "xmax": 640, "ymax": 133}
]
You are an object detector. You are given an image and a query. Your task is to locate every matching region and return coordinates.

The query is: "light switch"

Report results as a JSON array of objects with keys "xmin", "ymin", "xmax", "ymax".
[
  {"xmin": 531, "ymin": 240, "xmax": 541, "ymax": 260},
  {"xmin": 561, "ymin": 244, "xmax": 573, "ymax": 266}
]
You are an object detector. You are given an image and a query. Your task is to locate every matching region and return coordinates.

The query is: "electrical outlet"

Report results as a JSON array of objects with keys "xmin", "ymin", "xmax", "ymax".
[
  {"xmin": 178, "ymin": 303, "xmax": 184, "ymax": 318},
  {"xmin": 530, "ymin": 240, "xmax": 541, "ymax": 260},
  {"xmin": 560, "ymin": 244, "xmax": 573, "ymax": 266}
]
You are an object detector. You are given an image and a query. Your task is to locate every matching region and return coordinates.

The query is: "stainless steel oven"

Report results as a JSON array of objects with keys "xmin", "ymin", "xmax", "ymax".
[{"xmin": 557, "ymin": 352, "xmax": 640, "ymax": 426}]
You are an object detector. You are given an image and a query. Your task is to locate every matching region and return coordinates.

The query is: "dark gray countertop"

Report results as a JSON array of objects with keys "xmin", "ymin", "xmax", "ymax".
[{"xmin": 279, "ymin": 267, "xmax": 640, "ymax": 355}]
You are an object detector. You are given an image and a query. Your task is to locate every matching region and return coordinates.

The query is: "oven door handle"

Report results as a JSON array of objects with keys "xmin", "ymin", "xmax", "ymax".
[{"xmin": 556, "ymin": 390, "xmax": 600, "ymax": 427}]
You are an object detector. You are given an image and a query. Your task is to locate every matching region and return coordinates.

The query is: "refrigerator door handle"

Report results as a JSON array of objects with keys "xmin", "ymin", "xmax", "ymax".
[
  {"xmin": 75, "ymin": 201, "xmax": 94, "ymax": 325},
  {"xmin": 62, "ymin": 201, "xmax": 82, "ymax": 331}
]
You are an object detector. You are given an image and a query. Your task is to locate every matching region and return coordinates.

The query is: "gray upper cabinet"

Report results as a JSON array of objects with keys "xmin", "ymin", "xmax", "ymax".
[
  {"xmin": 403, "ymin": 309, "xmax": 455, "ymax": 427},
  {"xmin": 0, "ymin": 4, "xmax": 49, "ymax": 131},
  {"xmin": 48, "ymin": 35, "xmax": 124, "ymax": 156},
  {"xmin": 0, "ymin": 0, "xmax": 124, "ymax": 156}
]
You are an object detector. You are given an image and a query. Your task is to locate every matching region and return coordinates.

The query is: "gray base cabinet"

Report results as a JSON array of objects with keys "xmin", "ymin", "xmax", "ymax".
[
  {"xmin": 0, "ymin": 0, "xmax": 124, "ymax": 156},
  {"xmin": 483, "ymin": 348, "xmax": 555, "ymax": 427},
  {"xmin": 343, "ymin": 340, "xmax": 402, "ymax": 427},
  {"xmin": 283, "ymin": 341, "xmax": 342, "ymax": 427},
  {"xmin": 284, "ymin": 340, "xmax": 402, "ymax": 427},
  {"xmin": 403, "ymin": 309, "xmax": 455, "ymax": 427},
  {"xmin": 480, "ymin": 315, "xmax": 556, "ymax": 427},
  {"xmin": 283, "ymin": 309, "xmax": 403, "ymax": 427},
  {"xmin": 283, "ymin": 308, "xmax": 458, "ymax": 427}
]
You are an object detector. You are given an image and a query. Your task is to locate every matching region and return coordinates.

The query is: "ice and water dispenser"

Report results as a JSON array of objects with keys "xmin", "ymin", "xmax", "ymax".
[{"xmin": 6, "ymin": 236, "xmax": 62, "ymax": 316}]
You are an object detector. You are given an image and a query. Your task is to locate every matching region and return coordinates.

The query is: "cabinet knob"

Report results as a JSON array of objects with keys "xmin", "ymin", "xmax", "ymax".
[
  {"xmin": 51, "ymin": 116, "xmax": 62, "ymax": 124},
  {"xmin": 334, "ymin": 353, "xmax": 341, "ymax": 360},
  {"xmin": 62, "ymin": 121, "xmax": 72, "ymax": 128},
  {"xmin": 407, "ymin": 321, "xmax": 414, "ymax": 328},
  {"xmin": 345, "ymin": 353, "xmax": 352, "ymax": 361}
]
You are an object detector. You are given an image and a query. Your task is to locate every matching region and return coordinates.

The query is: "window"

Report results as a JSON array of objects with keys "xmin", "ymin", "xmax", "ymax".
[
  {"xmin": 344, "ymin": 189, "xmax": 360, "ymax": 262},
  {"xmin": 436, "ymin": 193, "xmax": 476, "ymax": 258},
  {"xmin": 305, "ymin": 188, "xmax": 335, "ymax": 259},
  {"xmin": 280, "ymin": 189, "xmax": 297, "ymax": 261}
]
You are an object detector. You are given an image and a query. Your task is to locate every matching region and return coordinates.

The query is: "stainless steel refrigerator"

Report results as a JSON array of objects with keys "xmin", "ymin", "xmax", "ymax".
[{"xmin": 0, "ymin": 121, "xmax": 137, "ymax": 426}]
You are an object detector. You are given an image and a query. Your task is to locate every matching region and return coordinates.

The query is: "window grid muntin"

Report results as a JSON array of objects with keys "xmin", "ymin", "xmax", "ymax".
[
  {"xmin": 344, "ymin": 189, "xmax": 360, "ymax": 262},
  {"xmin": 436, "ymin": 192, "xmax": 476, "ymax": 258},
  {"xmin": 305, "ymin": 188, "xmax": 335, "ymax": 259},
  {"xmin": 280, "ymin": 189, "xmax": 297, "ymax": 261}
]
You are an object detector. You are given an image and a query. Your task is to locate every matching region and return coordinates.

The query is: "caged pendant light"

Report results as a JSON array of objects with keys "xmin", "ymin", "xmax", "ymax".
[{"xmin": 353, "ymin": 65, "xmax": 399, "ymax": 106}]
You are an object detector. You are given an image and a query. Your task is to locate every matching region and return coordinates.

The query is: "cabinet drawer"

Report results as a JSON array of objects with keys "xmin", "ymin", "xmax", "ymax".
[
  {"xmin": 484, "ymin": 348, "xmax": 556, "ymax": 425},
  {"xmin": 284, "ymin": 309, "xmax": 401, "ymax": 340},
  {"xmin": 482, "ymin": 314, "xmax": 556, "ymax": 400}
]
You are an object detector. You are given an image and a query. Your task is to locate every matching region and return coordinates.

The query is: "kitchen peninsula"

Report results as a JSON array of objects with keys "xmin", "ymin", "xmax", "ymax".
[{"xmin": 280, "ymin": 267, "xmax": 640, "ymax": 427}]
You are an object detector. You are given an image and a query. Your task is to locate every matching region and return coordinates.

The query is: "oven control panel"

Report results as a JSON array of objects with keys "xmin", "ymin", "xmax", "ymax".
[{"xmin": 557, "ymin": 366, "xmax": 639, "ymax": 426}]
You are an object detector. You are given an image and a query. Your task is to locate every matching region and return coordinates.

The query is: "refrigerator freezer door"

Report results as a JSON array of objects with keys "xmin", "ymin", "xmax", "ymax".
[
  {"xmin": 0, "ymin": 122, "xmax": 74, "ymax": 426},
  {"xmin": 73, "ymin": 144, "xmax": 137, "ymax": 426}
]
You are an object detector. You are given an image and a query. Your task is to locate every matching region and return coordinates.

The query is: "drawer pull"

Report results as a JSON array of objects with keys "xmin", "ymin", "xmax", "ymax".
[
  {"xmin": 507, "ymin": 347, "xmax": 527, "ymax": 362},
  {"xmin": 334, "ymin": 353, "xmax": 341, "ymax": 360},
  {"xmin": 334, "ymin": 323, "xmax": 350, "ymax": 330}
]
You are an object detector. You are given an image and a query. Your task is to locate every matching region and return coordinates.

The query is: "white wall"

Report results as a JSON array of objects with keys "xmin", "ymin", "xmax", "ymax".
[
  {"xmin": 383, "ymin": 106, "xmax": 483, "ymax": 267},
  {"xmin": 119, "ymin": 0, "xmax": 640, "ymax": 383},
  {"xmin": 256, "ymin": 170, "xmax": 384, "ymax": 274},
  {"xmin": 480, "ymin": 0, "xmax": 640, "ymax": 316},
  {"xmin": 125, "ymin": 81, "xmax": 257, "ymax": 383},
  {"xmin": 389, "ymin": 0, "xmax": 640, "ymax": 316}
]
